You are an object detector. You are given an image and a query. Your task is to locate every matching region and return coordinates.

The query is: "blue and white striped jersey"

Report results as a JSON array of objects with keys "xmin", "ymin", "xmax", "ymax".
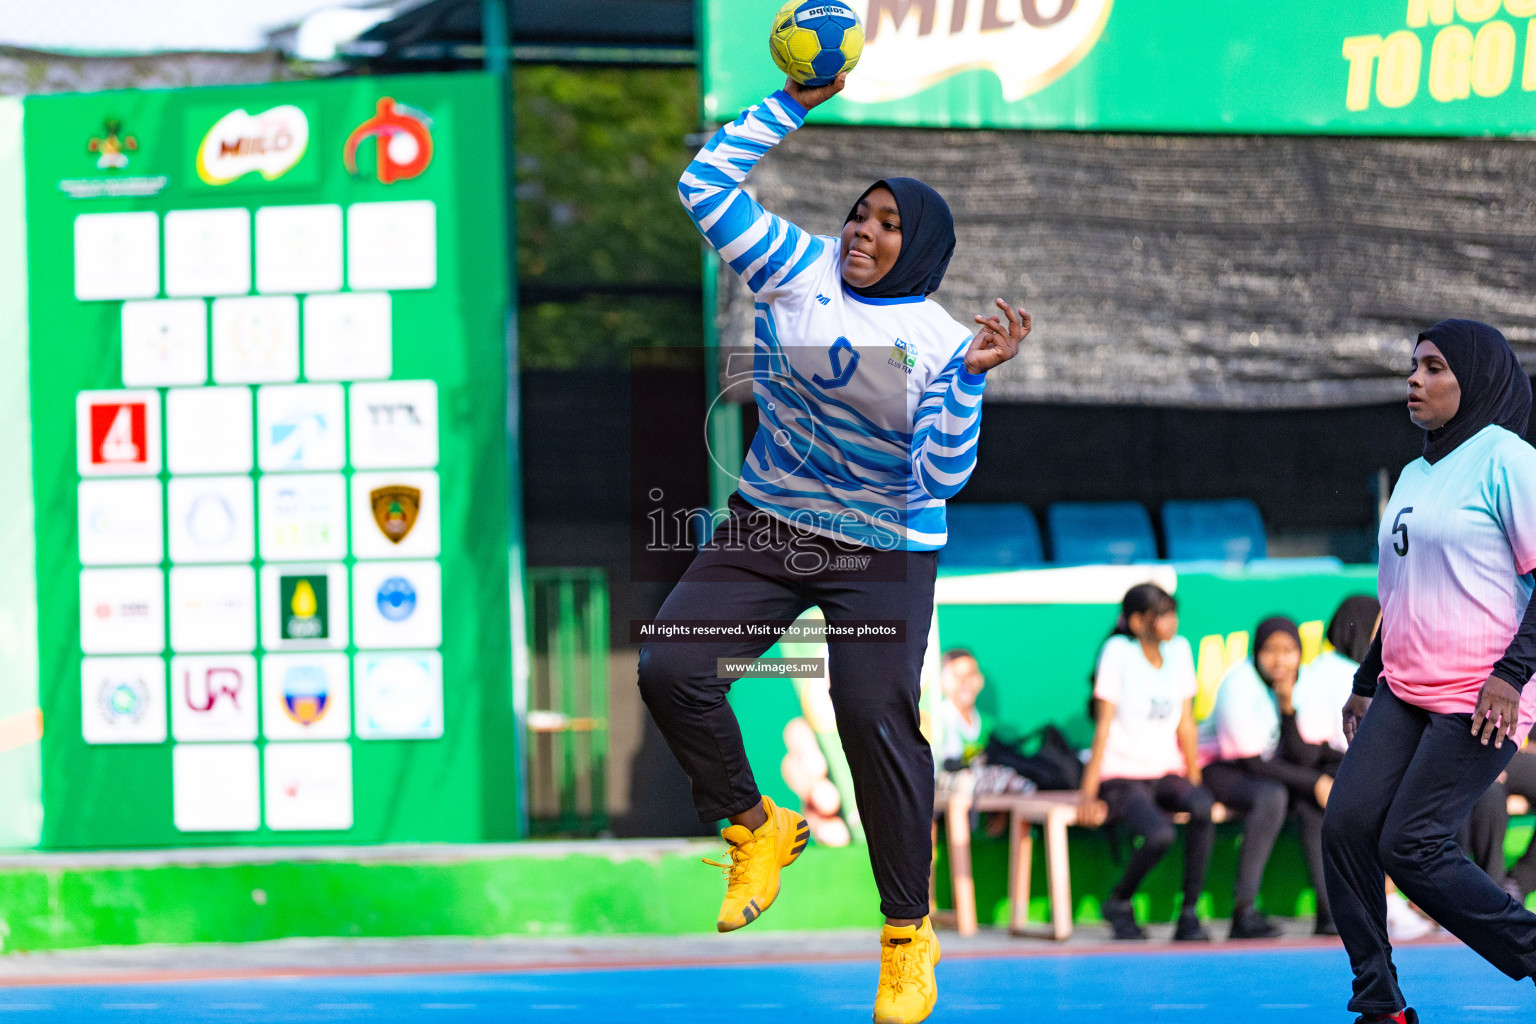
[{"xmin": 679, "ymin": 90, "xmax": 986, "ymax": 552}]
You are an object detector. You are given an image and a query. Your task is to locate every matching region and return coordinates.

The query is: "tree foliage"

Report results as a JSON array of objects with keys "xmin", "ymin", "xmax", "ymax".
[{"xmin": 514, "ymin": 65, "xmax": 704, "ymax": 369}]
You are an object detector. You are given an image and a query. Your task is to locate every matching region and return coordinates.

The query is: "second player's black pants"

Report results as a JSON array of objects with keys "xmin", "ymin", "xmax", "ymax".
[
  {"xmin": 637, "ymin": 493, "xmax": 938, "ymax": 920},
  {"xmin": 1323, "ymin": 684, "xmax": 1536, "ymax": 1015}
]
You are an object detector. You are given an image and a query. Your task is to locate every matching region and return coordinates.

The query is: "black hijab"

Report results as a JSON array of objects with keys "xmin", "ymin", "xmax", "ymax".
[
  {"xmin": 843, "ymin": 177, "xmax": 955, "ymax": 300},
  {"xmin": 1326, "ymin": 595, "xmax": 1380, "ymax": 664},
  {"xmin": 1253, "ymin": 616, "xmax": 1301, "ymax": 688},
  {"xmin": 1418, "ymin": 319, "xmax": 1532, "ymax": 464}
]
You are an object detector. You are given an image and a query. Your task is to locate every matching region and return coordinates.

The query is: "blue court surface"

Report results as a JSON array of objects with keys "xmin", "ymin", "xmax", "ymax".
[{"xmin": 0, "ymin": 943, "xmax": 1530, "ymax": 1023}]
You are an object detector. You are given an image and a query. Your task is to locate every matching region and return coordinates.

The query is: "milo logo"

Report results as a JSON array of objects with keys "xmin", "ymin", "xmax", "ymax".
[{"xmin": 845, "ymin": 0, "xmax": 1114, "ymax": 104}]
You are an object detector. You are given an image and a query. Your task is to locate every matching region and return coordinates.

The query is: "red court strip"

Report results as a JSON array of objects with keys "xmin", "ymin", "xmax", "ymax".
[{"xmin": 0, "ymin": 932, "xmax": 1436, "ymax": 989}]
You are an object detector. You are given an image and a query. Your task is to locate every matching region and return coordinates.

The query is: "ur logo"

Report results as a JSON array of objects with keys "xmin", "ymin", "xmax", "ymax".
[
  {"xmin": 344, "ymin": 97, "xmax": 434, "ymax": 184},
  {"xmin": 184, "ymin": 665, "xmax": 243, "ymax": 713},
  {"xmin": 812, "ymin": 337, "xmax": 860, "ymax": 389}
]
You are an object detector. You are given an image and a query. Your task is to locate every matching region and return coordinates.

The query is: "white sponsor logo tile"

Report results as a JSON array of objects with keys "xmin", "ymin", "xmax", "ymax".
[
  {"xmin": 352, "ymin": 560, "xmax": 441, "ymax": 650},
  {"xmin": 80, "ymin": 656, "xmax": 167, "ymax": 744},
  {"xmin": 173, "ymin": 743, "xmax": 259, "ymax": 832},
  {"xmin": 254, "ymin": 204, "xmax": 342, "ymax": 294},
  {"xmin": 350, "ymin": 470, "xmax": 440, "ymax": 560},
  {"xmin": 74, "ymin": 211, "xmax": 159, "ymax": 301},
  {"xmin": 261, "ymin": 653, "xmax": 350, "ymax": 741},
  {"xmin": 80, "ymin": 568, "xmax": 165, "ymax": 655},
  {"xmin": 120, "ymin": 299, "xmax": 208, "ymax": 387},
  {"xmin": 257, "ymin": 473, "xmax": 347, "ymax": 562},
  {"xmin": 167, "ymin": 476, "xmax": 254, "ymax": 564},
  {"xmin": 256, "ymin": 383, "xmax": 345, "ymax": 471},
  {"xmin": 347, "ymin": 200, "xmax": 437, "ymax": 291},
  {"xmin": 348, "ymin": 380, "xmax": 438, "ymax": 469},
  {"xmin": 77, "ymin": 479, "xmax": 163, "ymax": 566},
  {"xmin": 263, "ymin": 742, "xmax": 353, "ymax": 831},
  {"xmin": 169, "ymin": 654, "xmax": 258, "ymax": 741},
  {"xmin": 165, "ymin": 386, "xmax": 252, "ymax": 475},
  {"xmin": 77, "ymin": 390, "xmax": 161, "ymax": 477},
  {"xmin": 354, "ymin": 650, "xmax": 442, "ymax": 740},
  {"xmin": 168, "ymin": 565, "xmax": 255, "ymax": 653},
  {"xmin": 211, "ymin": 295, "xmax": 299, "ymax": 384},
  {"xmin": 303, "ymin": 292, "xmax": 391, "ymax": 382},
  {"xmin": 164, "ymin": 208, "xmax": 251, "ymax": 297}
]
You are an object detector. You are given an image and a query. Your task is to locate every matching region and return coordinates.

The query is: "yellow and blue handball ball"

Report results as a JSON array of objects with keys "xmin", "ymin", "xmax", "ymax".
[{"xmin": 769, "ymin": 0, "xmax": 864, "ymax": 88}]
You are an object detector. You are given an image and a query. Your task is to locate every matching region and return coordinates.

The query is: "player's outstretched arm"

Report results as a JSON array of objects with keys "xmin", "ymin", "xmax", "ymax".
[
  {"xmin": 676, "ymin": 74, "xmax": 847, "ymax": 297},
  {"xmin": 782, "ymin": 72, "xmax": 847, "ymax": 113}
]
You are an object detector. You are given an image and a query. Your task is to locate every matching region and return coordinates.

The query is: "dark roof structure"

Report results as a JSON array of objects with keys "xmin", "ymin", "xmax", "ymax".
[{"xmin": 348, "ymin": 0, "xmax": 696, "ymax": 66}]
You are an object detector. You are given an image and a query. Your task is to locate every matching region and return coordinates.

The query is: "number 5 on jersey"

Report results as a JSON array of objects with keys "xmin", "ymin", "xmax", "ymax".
[{"xmin": 1392, "ymin": 507, "xmax": 1413, "ymax": 557}]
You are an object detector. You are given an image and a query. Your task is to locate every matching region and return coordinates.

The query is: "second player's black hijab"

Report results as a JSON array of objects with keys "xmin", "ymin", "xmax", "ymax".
[
  {"xmin": 1418, "ymin": 318, "xmax": 1532, "ymax": 464},
  {"xmin": 843, "ymin": 177, "xmax": 955, "ymax": 299}
]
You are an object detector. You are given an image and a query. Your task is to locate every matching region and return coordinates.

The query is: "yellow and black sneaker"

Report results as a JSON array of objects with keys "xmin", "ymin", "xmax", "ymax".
[
  {"xmin": 704, "ymin": 795, "xmax": 809, "ymax": 933},
  {"xmin": 873, "ymin": 916, "xmax": 940, "ymax": 1024}
]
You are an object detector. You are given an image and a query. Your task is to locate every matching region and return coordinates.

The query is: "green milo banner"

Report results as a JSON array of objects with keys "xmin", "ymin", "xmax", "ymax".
[
  {"xmin": 22, "ymin": 73, "xmax": 518, "ymax": 848},
  {"xmin": 706, "ymin": 0, "xmax": 1536, "ymax": 134}
]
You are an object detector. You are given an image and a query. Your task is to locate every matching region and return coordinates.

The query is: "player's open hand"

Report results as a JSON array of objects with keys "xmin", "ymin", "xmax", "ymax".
[
  {"xmin": 1342, "ymin": 693, "xmax": 1372, "ymax": 745},
  {"xmin": 784, "ymin": 72, "xmax": 847, "ymax": 112},
  {"xmin": 965, "ymin": 299, "xmax": 1029, "ymax": 376},
  {"xmin": 1473, "ymin": 675, "xmax": 1521, "ymax": 749}
]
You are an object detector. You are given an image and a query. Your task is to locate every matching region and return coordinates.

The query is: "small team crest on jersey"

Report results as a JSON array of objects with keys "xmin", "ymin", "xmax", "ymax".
[
  {"xmin": 888, "ymin": 338, "xmax": 918, "ymax": 374},
  {"xmin": 370, "ymin": 485, "xmax": 420, "ymax": 544}
]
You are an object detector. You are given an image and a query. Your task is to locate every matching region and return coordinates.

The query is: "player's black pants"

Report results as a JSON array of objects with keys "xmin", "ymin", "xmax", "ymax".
[
  {"xmin": 1099, "ymin": 774, "xmax": 1214, "ymax": 904},
  {"xmin": 637, "ymin": 493, "xmax": 937, "ymax": 920},
  {"xmin": 1201, "ymin": 763, "xmax": 1289, "ymax": 907},
  {"xmin": 1323, "ymin": 684, "xmax": 1536, "ymax": 1015}
]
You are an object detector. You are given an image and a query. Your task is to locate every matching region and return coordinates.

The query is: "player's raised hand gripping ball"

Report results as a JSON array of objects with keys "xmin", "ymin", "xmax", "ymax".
[{"xmin": 770, "ymin": 1, "xmax": 864, "ymax": 87}]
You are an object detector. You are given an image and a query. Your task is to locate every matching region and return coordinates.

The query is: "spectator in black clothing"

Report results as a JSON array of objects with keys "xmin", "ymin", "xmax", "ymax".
[
  {"xmin": 1282, "ymin": 599, "xmax": 1384, "ymax": 936},
  {"xmin": 1198, "ymin": 616, "xmax": 1315, "ymax": 939}
]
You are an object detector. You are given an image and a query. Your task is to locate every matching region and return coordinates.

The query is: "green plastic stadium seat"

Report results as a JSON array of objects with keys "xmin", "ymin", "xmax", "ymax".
[
  {"xmin": 939, "ymin": 503, "xmax": 1044, "ymax": 570},
  {"xmin": 1045, "ymin": 502, "xmax": 1158, "ymax": 565},
  {"xmin": 1162, "ymin": 499, "xmax": 1267, "ymax": 563}
]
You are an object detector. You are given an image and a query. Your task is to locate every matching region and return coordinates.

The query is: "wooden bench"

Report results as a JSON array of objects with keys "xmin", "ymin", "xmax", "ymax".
[
  {"xmin": 932, "ymin": 781, "xmax": 1536, "ymax": 940},
  {"xmin": 931, "ymin": 773, "xmax": 1228, "ymax": 940}
]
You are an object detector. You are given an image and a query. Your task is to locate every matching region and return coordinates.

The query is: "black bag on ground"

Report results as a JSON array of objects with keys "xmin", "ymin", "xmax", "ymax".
[{"xmin": 983, "ymin": 726, "xmax": 1083, "ymax": 791}]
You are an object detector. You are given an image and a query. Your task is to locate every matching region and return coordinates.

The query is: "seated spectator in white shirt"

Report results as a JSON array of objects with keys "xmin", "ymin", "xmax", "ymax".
[
  {"xmin": 1197, "ymin": 616, "xmax": 1302, "ymax": 939},
  {"xmin": 1079, "ymin": 583, "xmax": 1214, "ymax": 941}
]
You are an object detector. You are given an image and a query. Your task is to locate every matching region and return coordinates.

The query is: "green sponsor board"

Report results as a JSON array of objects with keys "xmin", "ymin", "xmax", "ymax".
[
  {"xmin": 24, "ymin": 73, "xmax": 519, "ymax": 848},
  {"xmin": 707, "ymin": 0, "xmax": 1536, "ymax": 134}
]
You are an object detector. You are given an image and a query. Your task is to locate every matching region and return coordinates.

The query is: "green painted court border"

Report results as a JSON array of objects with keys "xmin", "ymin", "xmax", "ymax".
[{"xmin": 0, "ymin": 820, "xmax": 1528, "ymax": 952}]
